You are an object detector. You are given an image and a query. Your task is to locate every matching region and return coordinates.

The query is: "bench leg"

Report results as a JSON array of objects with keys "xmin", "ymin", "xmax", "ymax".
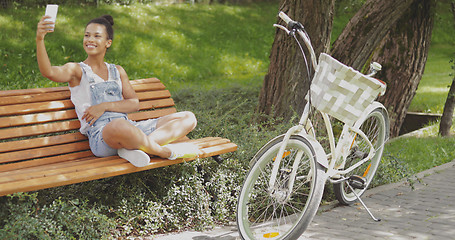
[{"xmin": 211, "ymin": 155, "xmax": 223, "ymax": 164}]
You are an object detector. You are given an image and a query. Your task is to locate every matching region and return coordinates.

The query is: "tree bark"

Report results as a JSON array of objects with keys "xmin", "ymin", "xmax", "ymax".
[
  {"xmin": 373, "ymin": 0, "xmax": 436, "ymax": 137},
  {"xmin": 439, "ymin": 78, "xmax": 455, "ymax": 136},
  {"xmin": 439, "ymin": 2, "xmax": 455, "ymax": 136},
  {"xmin": 331, "ymin": 0, "xmax": 414, "ymax": 71},
  {"xmin": 257, "ymin": 0, "xmax": 335, "ymax": 120}
]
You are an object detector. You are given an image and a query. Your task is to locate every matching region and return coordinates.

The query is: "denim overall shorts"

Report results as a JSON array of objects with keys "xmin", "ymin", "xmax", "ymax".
[{"xmin": 80, "ymin": 63, "xmax": 159, "ymax": 157}]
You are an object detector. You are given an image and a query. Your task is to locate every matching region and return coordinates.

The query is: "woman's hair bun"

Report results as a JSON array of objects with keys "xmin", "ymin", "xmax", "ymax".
[
  {"xmin": 86, "ymin": 15, "xmax": 115, "ymax": 40},
  {"xmin": 101, "ymin": 15, "xmax": 114, "ymax": 26}
]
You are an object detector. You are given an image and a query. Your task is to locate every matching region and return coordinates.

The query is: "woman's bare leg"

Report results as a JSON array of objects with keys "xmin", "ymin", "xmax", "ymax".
[
  {"xmin": 101, "ymin": 111, "xmax": 197, "ymax": 158},
  {"xmin": 149, "ymin": 111, "xmax": 197, "ymax": 146},
  {"xmin": 102, "ymin": 118, "xmax": 171, "ymax": 158}
]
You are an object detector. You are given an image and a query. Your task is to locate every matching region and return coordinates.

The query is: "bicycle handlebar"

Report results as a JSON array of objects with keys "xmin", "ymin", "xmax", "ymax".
[
  {"xmin": 279, "ymin": 11, "xmax": 292, "ymax": 24},
  {"xmin": 276, "ymin": 11, "xmax": 318, "ymax": 71},
  {"xmin": 277, "ymin": 11, "xmax": 382, "ymax": 77}
]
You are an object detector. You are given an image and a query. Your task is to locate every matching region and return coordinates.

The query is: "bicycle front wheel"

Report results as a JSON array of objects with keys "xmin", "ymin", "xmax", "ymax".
[
  {"xmin": 333, "ymin": 107, "xmax": 389, "ymax": 205},
  {"xmin": 237, "ymin": 135, "xmax": 325, "ymax": 240}
]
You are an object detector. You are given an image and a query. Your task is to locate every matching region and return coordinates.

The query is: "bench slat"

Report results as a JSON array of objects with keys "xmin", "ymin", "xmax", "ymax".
[
  {"xmin": 0, "ymin": 86, "xmax": 68, "ymax": 97},
  {"xmin": 133, "ymin": 83, "xmax": 166, "ymax": 92},
  {"xmin": 130, "ymin": 78, "xmax": 161, "ymax": 85},
  {"xmin": 0, "ymin": 91, "xmax": 71, "ymax": 106},
  {"xmin": 128, "ymin": 108, "xmax": 177, "ymax": 121},
  {"xmin": 139, "ymin": 98, "xmax": 175, "ymax": 110},
  {"xmin": 136, "ymin": 90, "xmax": 171, "ymax": 101},
  {"xmin": 0, "ymin": 151, "xmax": 94, "ymax": 173},
  {"xmin": 0, "ymin": 110, "xmax": 78, "ymax": 128},
  {"xmin": 0, "ymin": 100, "xmax": 75, "ymax": 117},
  {"xmin": 199, "ymin": 143, "xmax": 238, "ymax": 158},
  {"xmin": 0, "ymin": 141, "xmax": 90, "ymax": 164},
  {"xmin": 0, "ymin": 132, "xmax": 85, "ymax": 153},
  {"xmin": 0, "ymin": 156, "xmax": 108, "ymax": 183},
  {"xmin": 0, "ymin": 120, "xmax": 81, "ymax": 141}
]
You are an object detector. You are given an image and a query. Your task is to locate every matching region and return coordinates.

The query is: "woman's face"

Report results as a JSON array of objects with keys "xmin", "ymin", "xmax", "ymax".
[{"xmin": 83, "ymin": 23, "xmax": 112, "ymax": 56}]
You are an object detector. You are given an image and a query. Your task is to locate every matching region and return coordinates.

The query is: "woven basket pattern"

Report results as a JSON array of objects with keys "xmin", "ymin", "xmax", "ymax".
[{"xmin": 310, "ymin": 53, "xmax": 386, "ymax": 125}]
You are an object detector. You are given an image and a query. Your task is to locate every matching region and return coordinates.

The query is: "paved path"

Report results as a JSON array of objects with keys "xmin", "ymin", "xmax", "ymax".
[{"xmin": 154, "ymin": 160, "xmax": 455, "ymax": 240}]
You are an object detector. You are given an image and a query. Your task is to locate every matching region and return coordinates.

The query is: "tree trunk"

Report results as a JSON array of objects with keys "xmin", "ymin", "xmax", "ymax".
[
  {"xmin": 439, "ymin": 78, "xmax": 455, "ymax": 136},
  {"xmin": 331, "ymin": 0, "xmax": 414, "ymax": 71},
  {"xmin": 373, "ymin": 0, "xmax": 436, "ymax": 137},
  {"xmin": 257, "ymin": 0, "xmax": 335, "ymax": 120},
  {"xmin": 439, "ymin": 2, "xmax": 455, "ymax": 136}
]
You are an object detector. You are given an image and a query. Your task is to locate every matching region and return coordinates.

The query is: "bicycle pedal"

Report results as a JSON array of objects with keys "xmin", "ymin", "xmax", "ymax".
[{"xmin": 348, "ymin": 175, "xmax": 367, "ymax": 189}]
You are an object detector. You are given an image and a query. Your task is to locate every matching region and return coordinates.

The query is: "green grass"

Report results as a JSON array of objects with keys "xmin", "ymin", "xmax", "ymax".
[
  {"xmin": 408, "ymin": 0, "xmax": 455, "ymax": 113},
  {"xmin": 385, "ymin": 135, "xmax": 455, "ymax": 173},
  {"xmin": 0, "ymin": 2, "xmax": 277, "ymax": 91},
  {"xmin": 409, "ymin": 43, "xmax": 453, "ymax": 113}
]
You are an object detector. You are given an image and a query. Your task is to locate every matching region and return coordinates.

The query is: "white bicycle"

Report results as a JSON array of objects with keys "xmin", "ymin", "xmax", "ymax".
[{"xmin": 236, "ymin": 11, "xmax": 390, "ymax": 240}]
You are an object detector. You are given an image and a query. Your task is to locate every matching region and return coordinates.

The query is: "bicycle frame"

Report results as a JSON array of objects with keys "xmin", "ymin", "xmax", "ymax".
[{"xmin": 267, "ymin": 15, "xmax": 382, "ymax": 193}]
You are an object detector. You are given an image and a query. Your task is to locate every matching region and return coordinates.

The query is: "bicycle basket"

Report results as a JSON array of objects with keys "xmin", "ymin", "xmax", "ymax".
[{"xmin": 310, "ymin": 53, "xmax": 386, "ymax": 125}]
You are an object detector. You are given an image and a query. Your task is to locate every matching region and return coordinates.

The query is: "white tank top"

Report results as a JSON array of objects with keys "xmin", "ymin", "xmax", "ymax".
[{"xmin": 69, "ymin": 62, "xmax": 122, "ymax": 135}]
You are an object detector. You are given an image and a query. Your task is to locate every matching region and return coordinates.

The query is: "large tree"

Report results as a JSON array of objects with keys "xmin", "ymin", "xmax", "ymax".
[
  {"xmin": 331, "ymin": 0, "xmax": 414, "ymax": 70},
  {"xmin": 257, "ymin": 0, "xmax": 335, "ymax": 120},
  {"xmin": 258, "ymin": 0, "xmax": 436, "ymax": 138},
  {"xmin": 373, "ymin": 0, "xmax": 436, "ymax": 137}
]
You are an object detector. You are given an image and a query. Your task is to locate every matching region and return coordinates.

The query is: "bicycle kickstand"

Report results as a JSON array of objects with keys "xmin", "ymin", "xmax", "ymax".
[{"xmin": 346, "ymin": 178, "xmax": 381, "ymax": 222}]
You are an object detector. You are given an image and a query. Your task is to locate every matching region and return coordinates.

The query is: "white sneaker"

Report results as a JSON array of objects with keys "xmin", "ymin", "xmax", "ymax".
[
  {"xmin": 118, "ymin": 148, "xmax": 151, "ymax": 167},
  {"xmin": 166, "ymin": 143, "xmax": 200, "ymax": 160}
]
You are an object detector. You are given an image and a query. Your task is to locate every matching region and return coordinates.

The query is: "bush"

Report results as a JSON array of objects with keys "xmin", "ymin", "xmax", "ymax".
[{"xmin": 0, "ymin": 192, "xmax": 115, "ymax": 239}]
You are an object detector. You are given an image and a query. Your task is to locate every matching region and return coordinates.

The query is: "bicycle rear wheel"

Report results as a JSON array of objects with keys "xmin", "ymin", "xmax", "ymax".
[
  {"xmin": 333, "ymin": 107, "xmax": 389, "ymax": 205},
  {"xmin": 237, "ymin": 135, "xmax": 325, "ymax": 240}
]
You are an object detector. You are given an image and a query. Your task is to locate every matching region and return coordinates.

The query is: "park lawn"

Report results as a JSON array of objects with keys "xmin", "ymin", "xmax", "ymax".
[
  {"xmin": 0, "ymin": 2, "xmax": 277, "ymax": 91},
  {"xmin": 409, "ymin": 43, "xmax": 454, "ymax": 113},
  {"xmin": 408, "ymin": 0, "xmax": 455, "ymax": 114}
]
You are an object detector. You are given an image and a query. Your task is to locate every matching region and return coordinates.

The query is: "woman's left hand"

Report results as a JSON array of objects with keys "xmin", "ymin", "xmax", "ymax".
[{"xmin": 82, "ymin": 103, "xmax": 106, "ymax": 125}]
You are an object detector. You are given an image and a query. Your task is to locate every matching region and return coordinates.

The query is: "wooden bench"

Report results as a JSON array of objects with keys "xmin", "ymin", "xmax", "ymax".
[{"xmin": 0, "ymin": 78, "xmax": 237, "ymax": 197}]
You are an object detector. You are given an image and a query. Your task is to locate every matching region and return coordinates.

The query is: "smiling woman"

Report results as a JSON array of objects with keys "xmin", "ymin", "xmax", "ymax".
[{"xmin": 35, "ymin": 13, "xmax": 201, "ymax": 167}]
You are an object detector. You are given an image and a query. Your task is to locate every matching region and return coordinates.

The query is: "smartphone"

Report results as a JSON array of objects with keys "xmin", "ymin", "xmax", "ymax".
[{"xmin": 44, "ymin": 4, "xmax": 58, "ymax": 30}]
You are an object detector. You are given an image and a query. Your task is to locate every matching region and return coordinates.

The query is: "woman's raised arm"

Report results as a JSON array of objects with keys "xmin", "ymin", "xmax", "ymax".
[{"xmin": 36, "ymin": 16, "xmax": 80, "ymax": 84}]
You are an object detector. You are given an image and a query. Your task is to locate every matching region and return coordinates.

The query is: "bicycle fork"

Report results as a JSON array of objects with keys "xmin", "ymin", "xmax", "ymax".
[
  {"xmin": 268, "ymin": 103, "xmax": 316, "ymax": 199},
  {"xmin": 268, "ymin": 125, "xmax": 304, "ymax": 195}
]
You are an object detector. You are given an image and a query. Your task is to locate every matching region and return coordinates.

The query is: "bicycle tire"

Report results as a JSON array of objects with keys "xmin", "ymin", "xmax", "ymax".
[
  {"xmin": 237, "ymin": 135, "xmax": 325, "ymax": 240},
  {"xmin": 333, "ymin": 107, "xmax": 389, "ymax": 205}
]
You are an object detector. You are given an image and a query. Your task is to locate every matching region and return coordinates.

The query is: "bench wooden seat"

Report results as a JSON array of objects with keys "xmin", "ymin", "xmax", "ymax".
[{"xmin": 0, "ymin": 78, "xmax": 237, "ymax": 196}]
